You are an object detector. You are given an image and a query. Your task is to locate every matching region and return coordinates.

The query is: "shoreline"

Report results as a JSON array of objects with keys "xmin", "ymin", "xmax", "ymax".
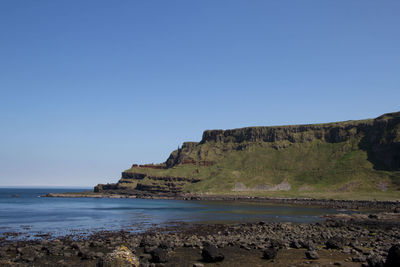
[
  {"xmin": 43, "ymin": 192, "xmax": 400, "ymax": 211},
  {"xmin": 1, "ymin": 214, "xmax": 400, "ymax": 266}
]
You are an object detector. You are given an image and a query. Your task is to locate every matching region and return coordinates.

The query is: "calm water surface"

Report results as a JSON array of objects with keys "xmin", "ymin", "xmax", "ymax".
[{"xmin": 0, "ymin": 188, "xmax": 350, "ymax": 239}]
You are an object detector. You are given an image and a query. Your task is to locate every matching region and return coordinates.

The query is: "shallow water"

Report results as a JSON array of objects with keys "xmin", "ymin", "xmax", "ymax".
[{"xmin": 0, "ymin": 188, "xmax": 351, "ymax": 239}]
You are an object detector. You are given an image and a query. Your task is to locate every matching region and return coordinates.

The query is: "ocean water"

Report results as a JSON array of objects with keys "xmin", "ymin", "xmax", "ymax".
[{"xmin": 0, "ymin": 188, "xmax": 349, "ymax": 239}]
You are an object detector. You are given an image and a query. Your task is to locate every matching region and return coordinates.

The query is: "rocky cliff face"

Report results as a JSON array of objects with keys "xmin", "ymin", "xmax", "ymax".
[
  {"xmin": 167, "ymin": 111, "xmax": 400, "ymax": 171},
  {"xmin": 361, "ymin": 112, "xmax": 400, "ymax": 170},
  {"xmin": 200, "ymin": 124, "xmax": 362, "ymax": 144},
  {"xmin": 95, "ymin": 111, "xmax": 400, "ymax": 196}
]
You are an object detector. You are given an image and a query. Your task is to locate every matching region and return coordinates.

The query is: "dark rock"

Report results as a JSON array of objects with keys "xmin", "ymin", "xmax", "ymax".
[
  {"xmin": 141, "ymin": 237, "xmax": 159, "ymax": 248},
  {"xmin": 290, "ymin": 240, "xmax": 302, "ymax": 249},
  {"xmin": 269, "ymin": 239, "xmax": 284, "ymax": 249},
  {"xmin": 300, "ymin": 240, "xmax": 316, "ymax": 250},
  {"xmin": 201, "ymin": 245, "xmax": 224, "ymax": 263},
  {"xmin": 352, "ymin": 254, "xmax": 367, "ymax": 262},
  {"xmin": 366, "ymin": 254, "xmax": 384, "ymax": 267},
  {"xmin": 158, "ymin": 240, "xmax": 174, "ymax": 251},
  {"xmin": 151, "ymin": 248, "xmax": 168, "ymax": 263},
  {"xmin": 0, "ymin": 250, "xmax": 7, "ymax": 258},
  {"xmin": 71, "ymin": 242, "xmax": 81, "ymax": 250},
  {"xmin": 139, "ymin": 261, "xmax": 149, "ymax": 267},
  {"xmin": 306, "ymin": 250, "xmax": 319, "ymax": 260},
  {"xmin": 385, "ymin": 244, "xmax": 400, "ymax": 267},
  {"xmin": 263, "ymin": 248, "xmax": 277, "ymax": 260},
  {"xmin": 79, "ymin": 249, "xmax": 96, "ymax": 260},
  {"xmin": 326, "ymin": 237, "xmax": 346, "ymax": 249},
  {"xmin": 95, "ymin": 252, "xmax": 104, "ymax": 258},
  {"xmin": 63, "ymin": 252, "xmax": 72, "ymax": 258},
  {"xmin": 90, "ymin": 241, "xmax": 103, "ymax": 248},
  {"xmin": 16, "ymin": 246, "xmax": 38, "ymax": 262},
  {"xmin": 140, "ymin": 254, "xmax": 152, "ymax": 261},
  {"xmin": 144, "ymin": 246, "xmax": 157, "ymax": 254}
]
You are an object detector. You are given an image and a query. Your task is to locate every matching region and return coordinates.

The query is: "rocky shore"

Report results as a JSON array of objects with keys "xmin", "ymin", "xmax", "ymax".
[{"xmin": 1, "ymin": 213, "xmax": 400, "ymax": 266}]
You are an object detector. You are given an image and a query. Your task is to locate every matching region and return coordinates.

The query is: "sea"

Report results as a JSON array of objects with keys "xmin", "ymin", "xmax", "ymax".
[{"xmin": 0, "ymin": 188, "xmax": 351, "ymax": 240}]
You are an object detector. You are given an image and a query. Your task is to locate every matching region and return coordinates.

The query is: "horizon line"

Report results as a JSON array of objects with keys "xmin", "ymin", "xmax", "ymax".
[{"xmin": 0, "ymin": 185, "xmax": 92, "ymax": 188}]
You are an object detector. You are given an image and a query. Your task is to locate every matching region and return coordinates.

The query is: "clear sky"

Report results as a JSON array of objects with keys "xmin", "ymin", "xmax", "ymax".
[{"xmin": 0, "ymin": 1, "xmax": 399, "ymax": 187}]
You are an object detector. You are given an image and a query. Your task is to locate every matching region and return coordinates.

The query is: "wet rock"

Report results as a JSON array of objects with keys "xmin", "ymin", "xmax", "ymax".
[
  {"xmin": 201, "ymin": 245, "xmax": 224, "ymax": 263},
  {"xmin": 151, "ymin": 248, "xmax": 168, "ymax": 263},
  {"xmin": 385, "ymin": 244, "xmax": 400, "ymax": 267},
  {"xmin": 100, "ymin": 245, "xmax": 139, "ymax": 267},
  {"xmin": 306, "ymin": 250, "xmax": 319, "ymax": 260},
  {"xmin": 263, "ymin": 247, "xmax": 277, "ymax": 260}
]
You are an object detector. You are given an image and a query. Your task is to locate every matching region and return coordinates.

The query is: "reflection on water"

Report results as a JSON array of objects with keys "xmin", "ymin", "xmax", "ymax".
[{"xmin": 0, "ymin": 188, "xmax": 353, "ymax": 239}]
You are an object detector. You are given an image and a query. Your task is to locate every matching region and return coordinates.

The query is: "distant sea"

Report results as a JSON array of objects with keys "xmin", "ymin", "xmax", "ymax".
[{"xmin": 0, "ymin": 188, "xmax": 349, "ymax": 240}]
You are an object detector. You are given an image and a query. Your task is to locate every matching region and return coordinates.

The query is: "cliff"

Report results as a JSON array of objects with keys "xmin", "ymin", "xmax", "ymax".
[{"xmin": 95, "ymin": 111, "xmax": 400, "ymax": 199}]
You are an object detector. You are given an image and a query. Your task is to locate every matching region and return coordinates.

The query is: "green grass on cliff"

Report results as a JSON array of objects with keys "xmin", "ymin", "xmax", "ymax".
[{"xmin": 123, "ymin": 138, "xmax": 400, "ymax": 200}]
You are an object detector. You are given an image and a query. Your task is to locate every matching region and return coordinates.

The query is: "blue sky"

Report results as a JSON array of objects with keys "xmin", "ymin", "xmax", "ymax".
[{"xmin": 0, "ymin": 1, "xmax": 399, "ymax": 187}]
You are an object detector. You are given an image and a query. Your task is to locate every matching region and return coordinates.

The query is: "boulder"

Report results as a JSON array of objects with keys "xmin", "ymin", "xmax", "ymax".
[
  {"xmin": 290, "ymin": 240, "xmax": 302, "ymax": 249},
  {"xmin": 150, "ymin": 248, "xmax": 168, "ymax": 263},
  {"xmin": 201, "ymin": 245, "xmax": 224, "ymax": 263},
  {"xmin": 99, "ymin": 245, "xmax": 139, "ymax": 267},
  {"xmin": 269, "ymin": 239, "xmax": 284, "ymax": 249},
  {"xmin": 306, "ymin": 250, "xmax": 319, "ymax": 260},
  {"xmin": 352, "ymin": 254, "xmax": 366, "ymax": 262},
  {"xmin": 326, "ymin": 237, "xmax": 346, "ymax": 250},
  {"xmin": 366, "ymin": 254, "xmax": 384, "ymax": 267},
  {"xmin": 301, "ymin": 240, "xmax": 316, "ymax": 250},
  {"xmin": 385, "ymin": 244, "xmax": 400, "ymax": 267},
  {"xmin": 263, "ymin": 248, "xmax": 277, "ymax": 260}
]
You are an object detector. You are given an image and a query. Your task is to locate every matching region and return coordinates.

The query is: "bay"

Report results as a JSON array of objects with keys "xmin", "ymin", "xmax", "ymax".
[{"xmin": 0, "ymin": 188, "xmax": 350, "ymax": 239}]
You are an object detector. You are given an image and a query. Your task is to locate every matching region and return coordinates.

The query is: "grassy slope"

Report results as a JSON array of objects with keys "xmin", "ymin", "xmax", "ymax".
[{"xmin": 123, "ymin": 136, "xmax": 400, "ymax": 200}]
